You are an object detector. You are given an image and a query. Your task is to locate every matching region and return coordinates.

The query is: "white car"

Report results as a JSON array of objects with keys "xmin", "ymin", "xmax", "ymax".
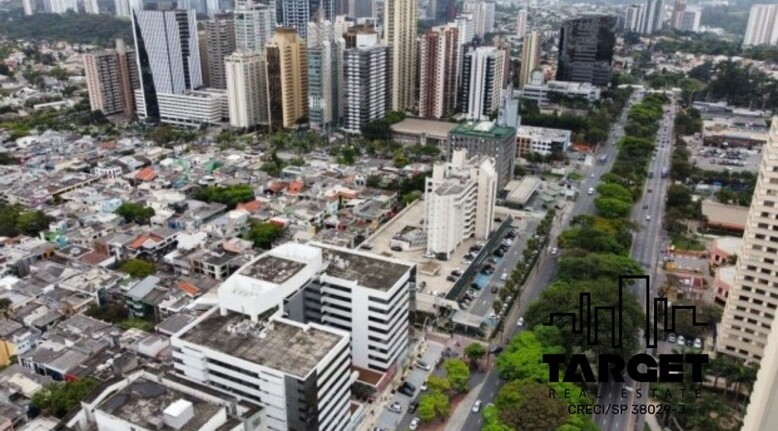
[
  {"xmin": 677, "ymin": 335, "xmax": 686, "ymax": 346},
  {"xmin": 472, "ymin": 400, "xmax": 482, "ymax": 413},
  {"xmin": 387, "ymin": 402, "xmax": 402, "ymax": 413},
  {"xmin": 668, "ymin": 333, "xmax": 677, "ymax": 343},
  {"xmin": 646, "ymin": 214, "xmax": 651, "ymax": 221},
  {"xmin": 501, "ymin": 272, "xmax": 508, "ymax": 281},
  {"xmin": 409, "ymin": 418, "xmax": 420, "ymax": 430},
  {"xmin": 693, "ymin": 338, "xmax": 703, "ymax": 349},
  {"xmin": 551, "ymin": 247, "xmax": 558, "ymax": 255},
  {"xmin": 421, "ymin": 381, "xmax": 428, "ymax": 391},
  {"xmin": 517, "ymin": 317, "xmax": 525, "ymax": 327}
]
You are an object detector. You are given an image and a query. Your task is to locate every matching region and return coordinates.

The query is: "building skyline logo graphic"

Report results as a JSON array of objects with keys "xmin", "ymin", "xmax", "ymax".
[{"xmin": 544, "ymin": 275, "xmax": 708, "ymax": 349}]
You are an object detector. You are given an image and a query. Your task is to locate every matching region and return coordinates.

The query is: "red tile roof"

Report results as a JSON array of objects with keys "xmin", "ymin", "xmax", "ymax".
[
  {"xmin": 135, "ymin": 166, "xmax": 157, "ymax": 181},
  {"xmin": 177, "ymin": 280, "xmax": 200, "ymax": 296}
]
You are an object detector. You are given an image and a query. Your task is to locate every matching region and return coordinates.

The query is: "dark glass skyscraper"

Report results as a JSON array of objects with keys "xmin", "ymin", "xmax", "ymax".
[{"xmin": 556, "ymin": 15, "xmax": 616, "ymax": 87}]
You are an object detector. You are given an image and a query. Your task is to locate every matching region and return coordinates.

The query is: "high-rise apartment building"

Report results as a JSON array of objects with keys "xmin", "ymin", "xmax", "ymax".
[
  {"xmin": 419, "ymin": 25, "xmax": 459, "ymax": 119},
  {"xmin": 742, "ymin": 260, "xmax": 778, "ymax": 431},
  {"xmin": 203, "ymin": 15, "xmax": 236, "ymax": 89},
  {"xmin": 278, "ymin": 0, "xmax": 333, "ymax": 39},
  {"xmin": 459, "ymin": 46, "xmax": 505, "ymax": 121},
  {"xmin": 454, "ymin": 13, "xmax": 476, "ymax": 46},
  {"xmin": 427, "ymin": 0, "xmax": 455, "ymax": 25},
  {"xmin": 384, "ymin": 0, "xmax": 417, "ymax": 112},
  {"xmin": 48, "ymin": 0, "xmax": 77, "ymax": 13},
  {"xmin": 342, "ymin": 27, "xmax": 391, "ymax": 133},
  {"xmin": 556, "ymin": 15, "xmax": 616, "ymax": 87},
  {"xmin": 718, "ymin": 118, "xmax": 778, "ymax": 363},
  {"xmin": 516, "ymin": 8, "xmax": 527, "ymax": 38},
  {"xmin": 266, "ymin": 28, "xmax": 308, "ymax": 130},
  {"xmin": 132, "ymin": 9, "xmax": 202, "ymax": 120},
  {"xmin": 744, "ymin": 4, "xmax": 778, "ymax": 46},
  {"xmin": 519, "ymin": 30, "xmax": 540, "ymax": 89},
  {"xmin": 349, "ymin": 0, "xmax": 372, "ymax": 18},
  {"xmin": 464, "ymin": 0, "xmax": 495, "ymax": 37},
  {"xmin": 83, "ymin": 39, "xmax": 140, "ymax": 117},
  {"xmin": 677, "ymin": 8, "xmax": 700, "ymax": 32},
  {"xmin": 671, "ymin": 0, "xmax": 686, "ymax": 28},
  {"xmin": 424, "ymin": 149, "xmax": 497, "ymax": 259},
  {"xmin": 84, "ymin": 0, "xmax": 99, "ymax": 14},
  {"xmin": 308, "ymin": 13, "xmax": 339, "ymax": 130},
  {"xmin": 641, "ymin": 0, "xmax": 665, "ymax": 34},
  {"xmin": 23, "ymin": 0, "xmax": 35, "ymax": 15},
  {"xmin": 234, "ymin": 0, "xmax": 274, "ymax": 52},
  {"xmin": 225, "ymin": 51, "xmax": 266, "ymax": 128},
  {"xmin": 115, "ymin": 0, "xmax": 142, "ymax": 18},
  {"xmin": 625, "ymin": 3, "xmax": 645, "ymax": 33}
]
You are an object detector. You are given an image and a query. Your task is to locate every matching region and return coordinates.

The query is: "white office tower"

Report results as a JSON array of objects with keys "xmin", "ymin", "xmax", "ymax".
[
  {"xmin": 84, "ymin": 0, "xmax": 99, "ymax": 14},
  {"xmin": 425, "ymin": 149, "xmax": 497, "ymax": 259},
  {"xmin": 384, "ymin": 0, "xmax": 417, "ymax": 111},
  {"xmin": 132, "ymin": 9, "xmax": 202, "ymax": 121},
  {"xmin": 516, "ymin": 8, "xmax": 527, "ymax": 38},
  {"xmin": 172, "ymin": 242, "xmax": 414, "ymax": 430},
  {"xmin": 625, "ymin": 3, "xmax": 645, "ymax": 32},
  {"xmin": 234, "ymin": 0, "xmax": 274, "ymax": 52},
  {"xmin": 742, "ymin": 298, "xmax": 778, "ymax": 431},
  {"xmin": 342, "ymin": 31, "xmax": 390, "ymax": 133},
  {"xmin": 460, "ymin": 46, "xmax": 505, "ymax": 121},
  {"xmin": 308, "ymin": 14, "xmax": 339, "ymax": 130},
  {"xmin": 718, "ymin": 118, "xmax": 778, "ymax": 364},
  {"xmin": 463, "ymin": 0, "xmax": 494, "ymax": 37},
  {"xmin": 454, "ymin": 13, "xmax": 475, "ymax": 46},
  {"xmin": 744, "ymin": 4, "xmax": 778, "ymax": 46},
  {"xmin": 225, "ymin": 52, "xmax": 265, "ymax": 128},
  {"xmin": 115, "ymin": 0, "xmax": 142, "ymax": 17}
]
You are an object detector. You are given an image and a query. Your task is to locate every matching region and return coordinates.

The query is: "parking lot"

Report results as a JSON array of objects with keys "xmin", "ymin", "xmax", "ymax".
[
  {"xmin": 689, "ymin": 143, "xmax": 762, "ymax": 173},
  {"xmin": 369, "ymin": 200, "xmax": 537, "ymax": 298}
]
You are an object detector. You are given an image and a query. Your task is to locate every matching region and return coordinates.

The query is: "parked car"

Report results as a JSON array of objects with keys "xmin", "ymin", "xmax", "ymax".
[
  {"xmin": 408, "ymin": 402, "xmax": 419, "ymax": 414},
  {"xmin": 387, "ymin": 402, "xmax": 402, "ymax": 413},
  {"xmin": 398, "ymin": 385, "xmax": 414, "ymax": 397},
  {"xmin": 693, "ymin": 338, "xmax": 703, "ymax": 349},
  {"xmin": 668, "ymin": 333, "xmax": 677, "ymax": 343},
  {"xmin": 409, "ymin": 418, "xmax": 420, "ymax": 430},
  {"xmin": 420, "ymin": 381, "xmax": 428, "ymax": 391},
  {"xmin": 501, "ymin": 272, "xmax": 508, "ymax": 281},
  {"xmin": 517, "ymin": 317, "xmax": 525, "ymax": 327},
  {"xmin": 472, "ymin": 400, "xmax": 482, "ymax": 413},
  {"xmin": 551, "ymin": 247, "xmax": 558, "ymax": 255},
  {"xmin": 415, "ymin": 361, "xmax": 431, "ymax": 371},
  {"xmin": 491, "ymin": 285, "xmax": 499, "ymax": 294},
  {"xmin": 677, "ymin": 335, "xmax": 686, "ymax": 346}
]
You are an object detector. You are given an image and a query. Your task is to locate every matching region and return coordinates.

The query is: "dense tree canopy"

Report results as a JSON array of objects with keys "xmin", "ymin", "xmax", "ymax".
[
  {"xmin": 119, "ymin": 259, "xmax": 156, "ymax": 278},
  {"xmin": 246, "ymin": 221, "xmax": 282, "ymax": 249},
  {"xmin": 192, "ymin": 184, "xmax": 255, "ymax": 209},
  {"xmin": 558, "ymin": 253, "xmax": 644, "ymax": 281},
  {"xmin": 32, "ymin": 378, "xmax": 99, "ymax": 418},
  {"xmin": 115, "ymin": 202, "xmax": 155, "ymax": 225},
  {"xmin": 0, "ymin": 204, "xmax": 53, "ymax": 237},
  {"xmin": 0, "ymin": 12, "xmax": 132, "ymax": 45}
]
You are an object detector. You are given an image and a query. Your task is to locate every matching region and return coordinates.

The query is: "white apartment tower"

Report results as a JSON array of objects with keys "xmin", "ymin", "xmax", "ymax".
[
  {"xmin": 459, "ymin": 46, "xmax": 505, "ymax": 121},
  {"xmin": 384, "ymin": 0, "xmax": 417, "ymax": 111},
  {"xmin": 519, "ymin": 30, "xmax": 540, "ymax": 89},
  {"xmin": 308, "ymin": 14, "xmax": 339, "ymax": 130},
  {"xmin": 625, "ymin": 4, "xmax": 645, "ymax": 32},
  {"xmin": 225, "ymin": 51, "xmax": 265, "ymax": 128},
  {"xmin": 424, "ymin": 149, "xmax": 497, "ymax": 259},
  {"xmin": 342, "ymin": 30, "xmax": 391, "ymax": 133},
  {"xmin": 234, "ymin": 0, "xmax": 274, "ymax": 51},
  {"xmin": 744, "ymin": 4, "xmax": 778, "ymax": 46},
  {"xmin": 464, "ymin": 0, "xmax": 495, "ymax": 37},
  {"xmin": 718, "ymin": 118, "xmax": 778, "ymax": 363},
  {"xmin": 742, "ymin": 298, "xmax": 778, "ymax": 431},
  {"xmin": 677, "ymin": 8, "xmax": 701, "ymax": 33},
  {"xmin": 516, "ymin": 8, "xmax": 527, "ymax": 38},
  {"xmin": 640, "ymin": 0, "xmax": 665, "ymax": 34}
]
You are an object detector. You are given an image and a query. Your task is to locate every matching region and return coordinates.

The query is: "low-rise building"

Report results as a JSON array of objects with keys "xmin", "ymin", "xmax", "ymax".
[
  {"xmin": 520, "ymin": 72, "xmax": 601, "ymax": 106},
  {"xmin": 135, "ymin": 89, "xmax": 228, "ymax": 127},
  {"xmin": 515, "ymin": 125, "xmax": 572, "ymax": 157},
  {"xmin": 701, "ymin": 200, "xmax": 749, "ymax": 233},
  {"xmin": 390, "ymin": 118, "xmax": 458, "ymax": 149}
]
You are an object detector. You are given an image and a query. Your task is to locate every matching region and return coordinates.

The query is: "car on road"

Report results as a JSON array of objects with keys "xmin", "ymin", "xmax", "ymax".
[
  {"xmin": 643, "ymin": 204, "xmax": 648, "ymax": 209},
  {"xmin": 677, "ymin": 335, "xmax": 686, "ymax": 346},
  {"xmin": 409, "ymin": 401, "xmax": 419, "ymax": 414},
  {"xmin": 646, "ymin": 214, "xmax": 651, "ymax": 221},
  {"xmin": 472, "ymin": 400, "xmax": 482, "ymax": 413},
  {"xmin": 415, "ymin": 361, "xmax": 431, "ymax": 371},
  {"xmin": 551, "ymin": 247, "xmax": 558, "ymax": 255},
  {"xmin": 693, "ymin": 338, "xmax": 703, "ymax": 349},
  {"xmin": 421, "ymin": 381, "xmax": 428, "ymax": 391},
  {"xmin": 501, "ymin": 272, "xmax": 508, "ymax": 281},
  {"xmin": 491, "ymin": 285, "xmax": 499, "ymax": 294},
  {"xmin": 517, "ymin": 317, "xmax": 525, "ymax": 327},
  {"xmin": 588, "ymin": 187, "xmax": 595, "ymax": 195},
  {"xmin": 409, "ymin": 418, "xmax": 420, "ymax": 430},
  {"xmin": 387, "ymin": 402, "xmax": 402, "ymax": 413},
  {"xmin": 399, "ymin": 382, "xmax": 416, "ymax": 397},
  {"xmin": 648, "ymin": 188, "xmax": 653, "ymax": 193},
  {"xmin": 668, "ymin": 333, "xmax": 677, "ymax": 343},
  {"xmin": 590, "ymin": 173, "xmax": 595, "ymax": 178}
]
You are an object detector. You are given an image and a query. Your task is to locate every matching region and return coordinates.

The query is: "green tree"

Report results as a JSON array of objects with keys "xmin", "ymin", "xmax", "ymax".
[
  {"xmin": 496, "ymin": 379, "xmax": 567, "ymax": 431},
  {"xmin": 31, "ymin": 378, "xmax": 99, "ymax": 418},
  {"xmin": 115, "ymin": 202, "xmax": 155, "ymax": 225},
  {"xmin": 497, "ymin": 326, "xmax": 565, "ymax": 381},
  {"xmin": 192, "ymin": 184, "xmax": 255, "ymax": 209},
  {"xmin": 557, "ymin": 253, "xmax": 643, "ymax": 281},
  {"xmin": 443, "ymin": 359, "xmax": 470, "ymax": 393},
  {"xmin": 666, "ymin": 184, "xmax": 693, "ymax": 210},
  {"xmin": 525, "ymin": 279, "xmax": 645, "ymax": 359},
  {"xmin": 426, "ymin": 375, "xmax": 451, "ymax": 394},
  {"xmin": 596, "ymin": 182, "xmax": 633, "ymax": 203},
  {"xmin": 119, "ymin": 259, "xmax": 156, "ymax": 278},
  {"xmin": 417, "ymin": 389, "xmax": 450, "ymax": 422},
  {"xmin": 247, "ymin": 221, "xmax": 282, "ymax": 249},
  {"xmin": 464, "ymin": 342, "xmax": 487, "ymax": 368}
]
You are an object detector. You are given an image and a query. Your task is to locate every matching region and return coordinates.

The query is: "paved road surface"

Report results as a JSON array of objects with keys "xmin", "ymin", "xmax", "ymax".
[
  {"xmin": 594, "ymin": 95, "xmax": 678, "ymax": 431},
  {"xmin": 453, "ymin": 91, "xmax": 647, "ymax": 431}
]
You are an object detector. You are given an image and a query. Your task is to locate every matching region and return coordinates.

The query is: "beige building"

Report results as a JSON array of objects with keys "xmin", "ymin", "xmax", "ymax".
[
  {"xmin": 742, "ymin": 289, "xmax": 778, "ymax": 430},
  {"xmin": 718, "ymin": 117, "xmax": 778, "ymax": 364},
  {"xmin": 266, "ymin": 28, "xmax": 309, "ymax": 130},
  {"xmin": 384, "ymin": 0, "xmax": 417, "ymax": 112},
  {"xmin": 519, "ymin": 30, "xmax": 540, "ymax": 89},
  {"xmin": 83, "ymin": 39, "xmax": 139, "ymax": 117},
  {"xmin": 225, "ymin": 51, "xmax": 266, "ymax": 128}
]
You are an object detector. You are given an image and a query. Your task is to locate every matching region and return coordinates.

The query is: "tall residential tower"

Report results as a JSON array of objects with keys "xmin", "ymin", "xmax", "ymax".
[{"xmin": 384, "ymin": 0, "xmax": 417, "ymax": 111}]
